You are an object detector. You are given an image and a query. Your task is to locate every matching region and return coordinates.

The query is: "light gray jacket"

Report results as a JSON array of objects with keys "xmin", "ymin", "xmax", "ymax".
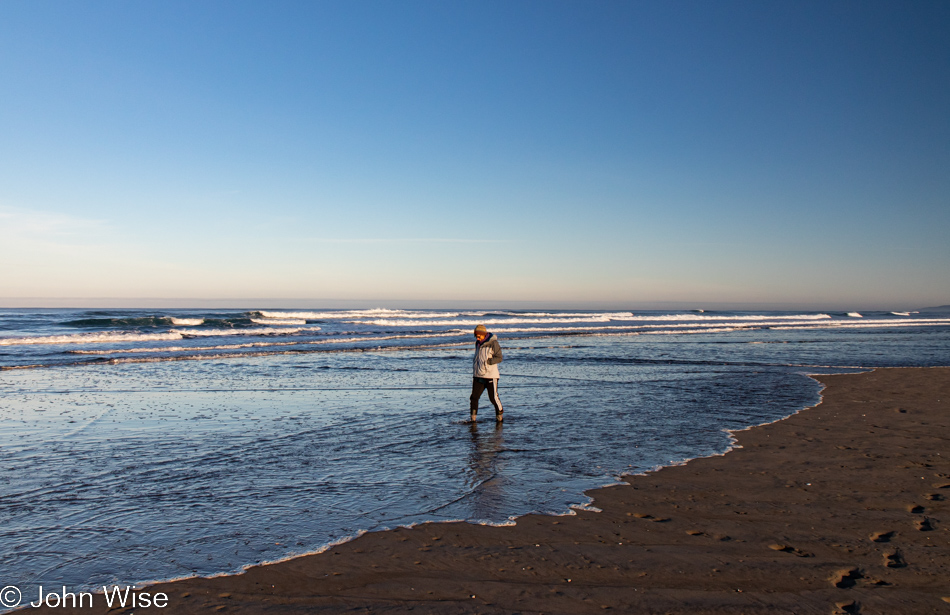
[{"xmin": 473, "ymin": 333, "xmax": 503, "ymax": 379}]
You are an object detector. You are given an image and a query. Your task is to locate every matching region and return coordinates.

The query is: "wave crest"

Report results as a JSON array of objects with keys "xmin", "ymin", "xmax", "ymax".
[{"xmin": 0, "ymin": 326, "xmax": 322, "ymax": 346}]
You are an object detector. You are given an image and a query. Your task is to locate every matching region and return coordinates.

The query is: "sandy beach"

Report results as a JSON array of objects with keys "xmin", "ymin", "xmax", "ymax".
[{"xmin": 20, "ymin": 367, "xmax": 949, "ymax": 614}]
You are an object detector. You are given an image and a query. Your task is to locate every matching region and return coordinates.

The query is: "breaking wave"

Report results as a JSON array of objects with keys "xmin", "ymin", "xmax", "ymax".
[
  {"xmin": 170, "ymin": 318, "xmax": 205, "ymax": 326},
  {"xmin": 0, "ymin": 326, "xmax": 322, "ymax": 346},
  {"xmin": 256, "ymin": 310, "xmax": 833, "ymax": 325},
  {"xmin": 254, "ymin": 309, "xmax": 469, "ymax": 320},
  {"xmin": 0, "ymin": 331, "xmax": 185, "ymax": 346},
  {"xmin": 348, "ymin": 314, "xmax": 833, "ymax": 327}
]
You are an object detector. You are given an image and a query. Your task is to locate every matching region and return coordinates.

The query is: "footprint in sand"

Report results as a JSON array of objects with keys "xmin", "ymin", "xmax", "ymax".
[
  {"xmin": 924, "ymin": 493, "xmax": 943, "ymax": 501},
  {"xmin": 906, "ymin": 504, "xmax": 924, "ymax": 513},
  {"xmin": 869, "ymin": 531, "xmax": 894, "ymax": 543},
  {"xmin": 914, "ymin": 518, "xmax": 934, "ymax": 531},
  {"xmin": 829, "ymin": 568, "xmax": 862, "ymax": 588},
  {"xmin": 768, "ymin": 543, "xmax": 813, "ymax": 557},
  {"xmin": 834, "ymin": 598, "xmax": 859, "ymax": 614},
  {"xmin": 883, "ymin": 550, "xmax": 906, "ymax": 568}
]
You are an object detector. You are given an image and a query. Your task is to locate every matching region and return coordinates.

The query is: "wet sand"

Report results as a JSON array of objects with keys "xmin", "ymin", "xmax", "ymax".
[{"xmin": 22, "ymin": 367, "xmax": 950, "ymax": 614}]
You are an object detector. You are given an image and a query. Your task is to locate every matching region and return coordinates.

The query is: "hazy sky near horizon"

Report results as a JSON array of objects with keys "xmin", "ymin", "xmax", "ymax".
[{"xmin": 1, "ymin": 1, "xmax": 948, "ymax": 309}]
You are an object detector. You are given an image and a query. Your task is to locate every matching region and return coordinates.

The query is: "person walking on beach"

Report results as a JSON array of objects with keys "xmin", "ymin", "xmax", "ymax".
[{"xmin": 471, "ymin": 324, "xmax": 503, "ymax": 423}]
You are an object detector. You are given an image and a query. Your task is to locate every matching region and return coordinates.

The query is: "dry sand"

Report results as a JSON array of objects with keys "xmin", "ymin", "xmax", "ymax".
[{"xmin": 22, "ymin": 367, "xmax": 950, "ymax": 614}]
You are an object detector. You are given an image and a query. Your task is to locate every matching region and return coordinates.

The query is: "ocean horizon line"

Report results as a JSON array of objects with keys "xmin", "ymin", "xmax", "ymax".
[{"xmin": 0, "ymin": 298, "xmax": 942, "ymax": 311}]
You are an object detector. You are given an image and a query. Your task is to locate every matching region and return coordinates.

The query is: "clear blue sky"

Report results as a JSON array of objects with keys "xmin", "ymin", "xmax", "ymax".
[{"xmin": 1, "ymin": 0, "xmax": 948, "ymax": 309}]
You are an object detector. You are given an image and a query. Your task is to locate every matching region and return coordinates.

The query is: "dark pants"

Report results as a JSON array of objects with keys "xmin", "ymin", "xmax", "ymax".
[{"xmin": 470, "ymin": 377, "xmax": 502, "ymax": 414}]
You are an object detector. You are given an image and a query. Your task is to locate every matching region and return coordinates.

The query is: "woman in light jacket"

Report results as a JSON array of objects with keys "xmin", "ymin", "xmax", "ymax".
[{"xmin": 470, "ymin": 324, "xmax": 503, "ymax": 422}]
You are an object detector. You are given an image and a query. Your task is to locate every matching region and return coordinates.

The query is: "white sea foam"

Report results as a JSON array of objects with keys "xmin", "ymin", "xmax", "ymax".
[
  {"xmin": 478, "ymin": 318, "xmax": 846, "ymax": 333},
  {"xmin": 256, "ymin": 309, "xmax": 464, "ymax": 320},
  {"xmin": 847, "ymin": 312, "xmax": 863, "ymax": 317},
  {"xmin": 486, "ymin": 317, "xmax": 950, "ymax": 335},
  {"xmin": 346, "ymin": 313, "xmax": 835, "ymax": 327},
  {"xmin": 891, "ymin": 312, "xmax": 910, "ymax": 316},
  {"xmin": 353, "ymin": 316, "xmax": 626, "ymax": 326},
  {"xmin": 68, "ymin": 331, "xmax": 462, "ymax": 355},
  {"xmin": 175, "ymin": 326, "xmax": 321, "ymax": 337},
  {"xmin": 250, "ymin": 318, "xmax": 307, "ymax": 325},
  {"xmin": 617, "ymin": 313, "xmax": 832, "ymax": 321},
  {"xmin": 0, "ymin": 331, "xmax": 185, "ymax": 346},
  {"xmin": 569, "ymin": 502, "xmax": 603, "ymax": 513},
  {"xmin": 488, "ymin": 324, "xmax": 734, "ymax": 334},
  {"xmin": 772, "ymin": 319, "xmax": 950, "ymax": 330},
  {"xmin": 0, "ymin": 326, "xmax": 322, "ymax": 346},
  {"xmin": 493, "ymin": 318, "xmax": 950, "ymax": 338},
  {"xmin": 643, "ymin": 327, "xmax": 741, "ymax": 335},
  {"xmin": 78, "ymin": 340, "xmax": 472, "ymax": 366},
  {"xmin": 491, "ymin": 311, "xmax": 636, "ymax": 319},
  {"xmin": 474, "ymin": 519, "xmax": 519, "ymax": 527},
  {"xmin": 71, "ymin": 343, "xmax": 287, "ymax": 354},
  {"xmin": 169, "ymin": 318, "xmax": 204, "ymax": 326}
]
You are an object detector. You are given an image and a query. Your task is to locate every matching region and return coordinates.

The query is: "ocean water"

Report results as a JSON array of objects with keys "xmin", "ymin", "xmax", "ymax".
[{"xmin": 1, "ymin": 307, "xmax": 949, "ymax": 604}]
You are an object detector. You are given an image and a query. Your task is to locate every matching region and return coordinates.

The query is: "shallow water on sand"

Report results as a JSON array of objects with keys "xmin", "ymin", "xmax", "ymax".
[{"xmin": 1, "ymin": 313, "xmax": 949, "ymax": 604}]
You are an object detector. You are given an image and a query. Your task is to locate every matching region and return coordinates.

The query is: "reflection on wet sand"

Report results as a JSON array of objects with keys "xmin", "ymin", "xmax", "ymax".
[{"xmin": 467, "ymin": 421, "xmax": 506, "ymax": 520}]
